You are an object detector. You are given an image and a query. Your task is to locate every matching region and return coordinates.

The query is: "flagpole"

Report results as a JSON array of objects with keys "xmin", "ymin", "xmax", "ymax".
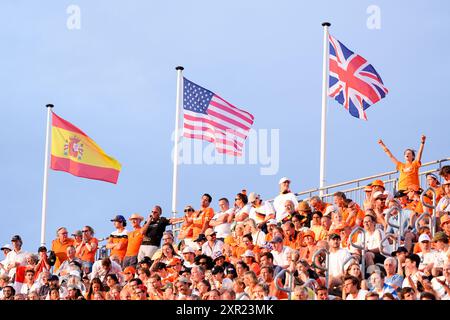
[
  {"xmin": 40, "ymin": 104, "xmax": 53, "ymax": 246},
  {"xmin": 172, "ymin": 66, "xmax": 184, "ymax": 220},
  {"xmin": 319, "ymin": 22, "xmax": 330, "ymax": 197}
]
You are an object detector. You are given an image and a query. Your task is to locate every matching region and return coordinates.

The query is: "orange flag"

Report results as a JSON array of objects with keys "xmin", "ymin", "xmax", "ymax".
[{"xmin": 50, "ymin": 112, "xmax": 122, "ymax": 184}]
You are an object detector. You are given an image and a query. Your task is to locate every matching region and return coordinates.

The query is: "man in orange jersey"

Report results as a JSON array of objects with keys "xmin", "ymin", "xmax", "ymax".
[
  {"xmin": 123, "ymin": 213, "xmax": 144, "ymax": 269},
  {"xmin": 106, "ymin": 215, "xmax": 128, "ymax": 265},
  {"xmin": 191, "ymin": 194, "xmax": 215, "ymax": 246},
  {"xmin": 51, "ymin": 227, "xmax": 74, "ymax": 272}
]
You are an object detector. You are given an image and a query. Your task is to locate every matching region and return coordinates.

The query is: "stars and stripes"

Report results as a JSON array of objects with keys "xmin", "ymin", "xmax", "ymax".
[
  {"xmin": 182, "ymin": 78, "xmax": 254, "ymax": 156},
  {"xmin": 328, "ymin": 34, "xmax": 388, "ymax": 120}
]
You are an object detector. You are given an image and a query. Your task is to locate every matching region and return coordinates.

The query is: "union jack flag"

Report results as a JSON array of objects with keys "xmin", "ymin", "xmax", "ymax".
[{"xmin": 328, "ymin": 34, "xmax": 388, "ymax": 120}]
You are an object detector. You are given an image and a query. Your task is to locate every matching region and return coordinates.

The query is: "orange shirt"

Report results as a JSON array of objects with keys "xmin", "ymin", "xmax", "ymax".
[
  {"xmin": 269, "ymin": 280, "xmax": 288, "ymax": 300},
  {"xmin": 51, "ymin": 238, "xmax": 75, "ymax": 272},
  {"xmin": 407, "ymin": 200, "xmax": 424, "ymax": 214},
  {"xmin": 396, "ymin": 160, "xmax": 421, "ymax": 191},
  {"xmin": 191, "ymin": 207, "xmax": 214, "ymax": 239},
  {"xmin": 77, "ymin": 238, "xmax": 99, "ymax": 263},
  {"xmin": 126, "ymin": 228, "xmax": 143, "ymax": 257},
  {"xmin": 109, "ymin": 230, "xmax": 128, "ymax": 261},
  {"xmin": 342, "ymin": 205, "xmax": 365, "ymax": 228}
]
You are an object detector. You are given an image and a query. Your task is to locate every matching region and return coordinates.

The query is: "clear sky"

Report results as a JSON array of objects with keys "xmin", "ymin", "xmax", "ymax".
[{"xmin": 1, "ymin": 0, "xmax": 449, "ymax": 252}]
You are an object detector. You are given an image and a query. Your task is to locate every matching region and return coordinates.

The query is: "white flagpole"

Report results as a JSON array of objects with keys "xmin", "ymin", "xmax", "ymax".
[
  {"xmin": 40, "ymin": 104, "xmax": 53, "ymax": 246},
  {"xmin": 319, "ymin": 22, "xmax": 331, "ymax": 197},
  {"xmin": 172, "ymin": 66, "xmax": 184, "ymax": 220}
]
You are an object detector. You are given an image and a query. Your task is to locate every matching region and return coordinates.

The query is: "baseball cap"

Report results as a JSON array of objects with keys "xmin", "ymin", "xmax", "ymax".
[
  {"xmin": 123, "ymin": 266, "xmax": 136, "ymax": 275},
  {"xmin": 129, "ymin": 213, "xmax": 144, "ymax": 221},
  {"xmin": 182, "ymin": 247, "xmax": 195, "ymax": 254},
  {"xmin": 11, "ymin": 235, "xmax": 22, "ymax": 242},
  {"xmin": 211, "ymin": 266, "xmax": 224, "ymax": 275},
  {"xmin": 418, "ymin": 233, "xmax": 431, "ymax": 242},
  {"xmin": 212, "ymin": 251, "xmax": 224, "ymax": 261},
  {"xmin": 324, "ymin": 205, "xmax": 338, "ymax": 217},
  {"xmin": 71, "ymin": 230, "xmax": 82, "ymax": 237},
  {"xmin": 49, "ymin": 275, "xmax": 59, "ymax": 282},
  {"xmin": 394, "ymin": 190, "xmax": 407, "ymax": 198},
  {"xmin": 440, "ymin": 215, "xmax": 450, "ymax": 227},
  {"xmin": 279, "ymin": 177, "xmax": 290, "ymax": 184},
  {"xmin": 391, "ymin": 246, "xmax": 408, "ymax": 256},
  {"xmin": 194, "ymin": 234, "xmax": 207, "ymax": 242},
  {"xmin": 110, "ymin": 215, "xmax": 126, "ymax": 223},
  {"xmin": 205, "ymin": 228, "xmax": 216, "ymax": 237},
  {"xmin": 241, "ymin": 250, "xmax": 255, "ymax": 258},
  {"xmin": 139, "ymin": 256, "xmax": 152, "ymax": 265},
  {"xmin": 224, "ymin": 266, "xmax": 237, "ymax": 276},
  {"xmin": 37, "ymin": 246, "xmax": 47, "ymax": 253},
  {"xmin": 1, "ymin": 244, "xmax": 12, "ymax": 251},
  {"xmin": 267, "ymin": 219, "xmax": 278, "ymax": 226},
  {"xmin": 371, "ymin": 179, "xmax": 385, "ymax": 188},
  {"xmin": 270, "ymin": 236, "xmax": 283, "ymax": 244},
  {"xmin": 69, "ymin": 270, "xmax": 81, "ymax": 278},
  {"xmin": 328, "ymin": 233, "xmax": 341, "ymax": 240},
  {"xmin": 426, "ymin": 173, "xmax": 439, "ymax": 181},
  {"xmin": 248, "ymin": 192, "xmax": 259, "ymax": 203},
  {"xmin": 364, "ymin": 184, "xmax": 373, "ymax": 192},
  {"xmin": 372, "ymin": 191, "xmax": 387, "ymax": 200},
  {"xmin": 433, "ymin": 231, "xmax": 448, "ymax": 242}
]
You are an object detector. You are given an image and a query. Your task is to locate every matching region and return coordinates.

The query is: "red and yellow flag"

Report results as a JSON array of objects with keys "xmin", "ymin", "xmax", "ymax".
[{"xmin": 50, "ymin": 112, "xmax": 121, "ymax": 184}]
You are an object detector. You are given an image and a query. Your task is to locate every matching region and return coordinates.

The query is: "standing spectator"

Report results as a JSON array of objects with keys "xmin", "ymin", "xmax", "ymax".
[
  {"xmin": 191, "ymin": 194, "xmax": 215, "ymax": 241},
  {"xmin": 71, "ymin": 230, "xmax": 83, "ymax": 249},
  {"xmin": 139, "ymin": 206, "xmax": 180, "ymax": 262},
  {"xmin": 177, "ymin": 205, "xmax": 195, "ymax": 246},
  {"xmin": 123, "ymin": 213, "xmax": 144, "ymax": 269},
  {"xmin": 3, "ymin": 235, "xmax": 27, "ymax": 280},
  {"xmin": 209, "ymin": 198, "xmax": 233, "ymax": 241},
  {"xmin": 75, "ymin": 225, "xmax": 98, "ymax": 274},
  {"xmin": 34, "ymin": 246, "xmax": 51, "ymax": 278},
  {"xmin": 106, "ymin": 215, "xmax": 128, "ymax": 265},
  {"xmin": 0, "ymin": 244, "xmax": 12, "ymax": 276},
  {"xmin": 378, "ymin": 135, "xmax": 426, "ymax": 191},
  {"xmin": 273, "ymin": 177, "xmax": 299, "ymax": 217},
  {"xmin": 248, "ymin": 192, "xmax": 275, "ymax": 230},
  {"xmin": 436, "ymin": 182, "xmax": 450, "ymax": 217},
  {"xmin": 51, "ymin": 227, "xmax": 74, "ymax": 272},
  {"xmin": 229, "ymin": 193, "xmax": 250, "ymax": 224},
  {"xmin": 439, "ymin": 165, "xmax": 450, "ymax": 183}
]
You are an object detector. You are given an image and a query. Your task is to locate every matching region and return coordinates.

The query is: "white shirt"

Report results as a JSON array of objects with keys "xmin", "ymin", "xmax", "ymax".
[
  {"xmin": 252, "ymin": 230, "xmax": 267, "ymax": 247},
  {"xmin": 436, "ymin": 196, "xmax": 450, "ymax": 212},
  {"xmin": 202, "ymin": 240, "xmax": 224, "ymax": 258},
  {"xmin": 356, "ymin": 228, "xmax": 387, "ymax": 252},
  {"xmin": 90, "ymin": 259, "xmax": 123, "ymax": 282},
  {"xmin": 431, "ymin": 276, "xmax": 449, "ymax": 300},
  {"xmin": 328, "ymin": 248, "xmax": 353, "ymax": 278},
  {"xmin": 418, "ymin": 250, "xmax": 440, "ymax": 271},
  {"xmin": 211, "ymin": 209, "xmax": 233, "ymax": 238},
  {"xmin": 249, "ymin": 201, "xmax": 275, "ymax": 224},
  {"xmin": 273, "ymin": 193, "xmax": 298, "ymax": 217},
  {"xmin": 3, "ymin": 249, "xmax": 27, "ymax": 278},
  {"xmin": 346, "ymin": 289, "xmax": 369, "ymax": 300}
]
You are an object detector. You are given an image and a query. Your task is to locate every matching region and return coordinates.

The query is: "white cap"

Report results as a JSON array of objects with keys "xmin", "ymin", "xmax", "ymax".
[
  {"xmin": 324, "ymin": 205, "xmax": 338, "ymax": 217},
  {"xmin": 69, "ymin": 270, "xmax": 81, "ymax": 278},
  {"xmin": 248, "ymin": 192, "xmax": 259, "ymax": 203},
  {"xmin": 418, "ymin": 233, "xmax": 431, "ymax": 242},
  {"xmin": 279, "ymin": 177, "xmax": 290, "ymax": 184},
  {"xmin": 267, "ymin": 219, "xmax": 278, "ymax": 225},
  {"xmin": 182, "ymin": 246, "xmax": 195, "ymax": 254},
  {"xmin": 372, "ymin": 191, "xmax": 386, "ymax": 200},
  {"xmin": 241, "ymin": 250, "xmax": 255, "ymax": 258},
  {"xmin": 1, "ymin": 244, "xmax": 12, "ymax": 251}
]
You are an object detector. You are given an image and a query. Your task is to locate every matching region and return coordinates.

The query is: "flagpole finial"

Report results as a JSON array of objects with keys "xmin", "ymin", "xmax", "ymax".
[
  {"xmin": 175, "ymin": 66, "xmax": 184, "ymax": 71},
  {"xmin": 46, "ymin": 104, "xmax": 54, "ymax": 108},
  {"xmin": 322, "ymin": 22, "xmax": 331, "ymax": 27}
]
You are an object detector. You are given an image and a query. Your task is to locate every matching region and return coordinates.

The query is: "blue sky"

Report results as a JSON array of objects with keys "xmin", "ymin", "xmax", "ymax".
[{"xmin": 1, "ymin": 1, "xmax": 449, "ymax": 252}]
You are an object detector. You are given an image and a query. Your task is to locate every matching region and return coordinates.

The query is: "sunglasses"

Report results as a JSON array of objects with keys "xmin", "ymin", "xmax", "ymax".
[
  {"xmin": 82, "ymin": 230, "xmax": 89, "ymax": 233},
  {"xmin": 152, "ymin": 211, "xmax": 159, "ymax": 214},
  {"xmin": 235, "ymin": 198, "xmax": 241, "ymax": 201},
  {"xmin": 184, "ymin": 209, "xmax": 193, "ymax": 212}
]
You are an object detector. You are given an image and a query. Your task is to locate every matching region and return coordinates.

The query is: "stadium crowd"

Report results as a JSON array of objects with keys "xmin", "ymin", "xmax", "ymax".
[{"xmin": 1, "ymin": 142, "xmax": 450, "ymax": 301}]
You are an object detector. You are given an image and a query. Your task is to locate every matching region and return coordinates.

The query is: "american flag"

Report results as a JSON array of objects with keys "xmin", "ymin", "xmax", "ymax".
[
  {"xmin": 182, "ymin": 78, "xmax": 254, "ymax": 156},
  {"xmin": 328, "ymin": 34, "xmax": 388, "ymax": 120}
]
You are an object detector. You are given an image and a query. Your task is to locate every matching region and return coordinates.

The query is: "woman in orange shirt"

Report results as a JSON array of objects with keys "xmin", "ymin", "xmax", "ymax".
[{"xmin": 378, "ymin": 135, "xmax": 426, "ymax": 191}]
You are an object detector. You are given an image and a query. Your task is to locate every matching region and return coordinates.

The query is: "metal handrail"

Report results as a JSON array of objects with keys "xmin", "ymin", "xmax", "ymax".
[
  {"xmin": 415, "ymin": 212, "xmax": 431, "ymax": 234},
  {"xmin": 288, "ymin": 157, "xmax": 450, "ymax": 200},
  {"xmin": 420, "ymin": 188, "xmax": 437, "ymax": 237},
  {"xmin": 349, "ymin": 227, "xmax": 366, "ymax": 279},
  {"xmin": 311, "ymin": 248, "xmax": 329, "ymax": 287},
  {"xmin": 273, "ymin": 269, "xmax": 294, "ymax": 300},
  {"xmin": 380, "ymin": 233, "xmax": 397, "ymax": 257}
]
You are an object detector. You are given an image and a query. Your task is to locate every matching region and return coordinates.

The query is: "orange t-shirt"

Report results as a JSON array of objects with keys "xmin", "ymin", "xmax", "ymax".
[
  {"xmin": 269, "ymin": 280, "xmax": 288, "ymax": 300},
  {"xmin": 109, "ymin": 230, "xmax": 128, "ymax": 261},
  {"xmin": 191, "ymin": 207, "xmax": 214, "ymax": 239},
  {"xmin": 51, "ymin": 238, "xmax": 75, "ymax": 272},
  {"xmin": 396, "ymin": 160, "xmax": 421, "ymax": 191},
  {"xmin": 342, "ymin": 205, "xmax": 365, "ymax": 228},
  {"xmin": 126, "ymin": 228, "xmax": 143, "ymax": 257},
  {"xmin": 78, "ymin": 238, "xmax": 99, "ymax": 263}
]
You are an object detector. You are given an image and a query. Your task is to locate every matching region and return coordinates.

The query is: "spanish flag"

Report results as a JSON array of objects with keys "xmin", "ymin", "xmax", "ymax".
[{"xmin": 50, "ymin": 112, "xmax": 121, "ymax": 184}]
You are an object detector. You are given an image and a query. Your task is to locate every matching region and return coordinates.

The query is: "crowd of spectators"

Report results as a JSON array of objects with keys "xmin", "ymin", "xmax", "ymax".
[{"xmin": 1, "ymin": 145, "xmax": 449, "ymax": 300}]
